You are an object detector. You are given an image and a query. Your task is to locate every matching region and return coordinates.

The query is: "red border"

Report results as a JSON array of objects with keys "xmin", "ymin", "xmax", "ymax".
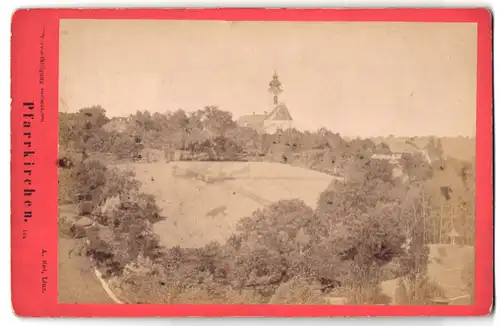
[{"xmin": 11, "ymin": 8, "xmax": 493, "ymax": 317}]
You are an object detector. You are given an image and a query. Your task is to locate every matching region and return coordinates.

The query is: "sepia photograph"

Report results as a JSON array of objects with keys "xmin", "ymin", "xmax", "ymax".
[{"xmin": 57, "ymin": 19, "xmax": 477, "ymax": 305}]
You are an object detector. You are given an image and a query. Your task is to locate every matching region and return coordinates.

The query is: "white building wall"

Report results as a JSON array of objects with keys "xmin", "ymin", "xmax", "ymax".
[{"xmin": 263, "ymin": 120, "xmax": 293, "ymax": 134}]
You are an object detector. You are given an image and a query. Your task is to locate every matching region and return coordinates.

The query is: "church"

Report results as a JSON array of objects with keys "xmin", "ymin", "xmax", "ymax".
[{"xmin": 236, "ymin": 72, "xmax": 293, "ymax": 134}]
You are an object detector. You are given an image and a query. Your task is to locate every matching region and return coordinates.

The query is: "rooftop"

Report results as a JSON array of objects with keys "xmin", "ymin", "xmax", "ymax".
[{"xmin": 237, "ymin": 103, "xmax": 293, "ymax": 127}]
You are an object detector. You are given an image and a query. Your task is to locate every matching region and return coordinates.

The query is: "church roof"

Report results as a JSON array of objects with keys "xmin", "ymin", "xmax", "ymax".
[
  {"xmin": 265, "ymin": 103, "xmax": 293, "ymax": 121},
  {"xmin": 236, "ymin": 114, "xmax": 266, "ymax": 129},
  {"xmin": 236, "ymin": 103, "xmax": 293, "ymax": 131}
]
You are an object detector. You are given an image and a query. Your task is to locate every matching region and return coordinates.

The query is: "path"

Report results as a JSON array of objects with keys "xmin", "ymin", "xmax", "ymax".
[
  {"xmin": 58, "ymin": 236, "xmax": 116, "ymax": 304},
  {"xmin": 58, "ymin": 204, "xmax": 118, "ymax": 304}
]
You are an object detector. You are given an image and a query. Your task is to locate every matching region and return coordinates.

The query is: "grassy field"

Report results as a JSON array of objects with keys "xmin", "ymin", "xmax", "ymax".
[
  {"xmin": 427, "ymin": 244, "xmax": 475, "ymax": 301},
  {"xmin": 380, "ymin": 244, "xmax": 474, "ymax": 305},
  {"xmin": 117, "ymin": 161, "xmax": 334, "ymax": 248}
]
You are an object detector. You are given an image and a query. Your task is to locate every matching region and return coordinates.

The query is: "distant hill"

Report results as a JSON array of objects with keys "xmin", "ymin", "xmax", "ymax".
[{"xmin": 371, "ymin": 136, "xmax": 476, "ymax": 162}]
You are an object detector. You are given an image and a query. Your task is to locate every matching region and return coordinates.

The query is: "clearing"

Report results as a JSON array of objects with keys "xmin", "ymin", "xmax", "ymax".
[{"xmin": 117, "ymin": 161, "xmax": 335, "ymax": 248}]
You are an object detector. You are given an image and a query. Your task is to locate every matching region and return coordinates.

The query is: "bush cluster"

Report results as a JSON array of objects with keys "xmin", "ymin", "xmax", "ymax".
[{"xmin": 58, "ymin": 155, "xmax": 166, "ymax": 279}]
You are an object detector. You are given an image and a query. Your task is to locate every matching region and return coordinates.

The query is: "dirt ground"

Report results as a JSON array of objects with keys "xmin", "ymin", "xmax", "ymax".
[
  {"xmin": 58, "ymin": 205, "xmax": 115, "ymax": 304},
  {"xmin": 380, "ymin": 244, "xmax": 474, "ymax": 305},
  {"xmin": 58, "ymin": 236, "xmax": 115, "ymax": 304}
]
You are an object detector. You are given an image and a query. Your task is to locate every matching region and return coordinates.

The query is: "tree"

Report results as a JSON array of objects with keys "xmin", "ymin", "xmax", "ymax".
[
  {"xmin": 59, "ymin": 112, "xmax": 77, "ymax": 150},
  {"xmin": 425, "ymin": 137, "xmax": 444, "ymax": 161},
  {"xmin": 400, "ymin": 152, "xmax": 434, "ymax": 184},
  {"xmin": 313, "ymin": 155, "xmax": 408, "ymax": 300},
  {"xmin": 317, "ymin": 158, "xmax": 397, "ymax": 217},
  {"xmin": 72, "ymin": 158, "xmax": 108, "ymax": 205},
  {"xmin": 132, "ymin": 110, "xmax": 155, "ymax": 132},
  {"xmin": 376, "ymin": 142, "xmax": 393, "ymax": 155},
  {"xmin": 200, "ymin": 106, "xmax": 236, "ymax": 137},
  {"xmin": 227, "ymin": 200, "xmax": 316, "ymax": 295},
  {"xmin": 395, "ymin": 276, "xmax": 445, "ymax": 305},
  {"xmin": 268, "ymin": 276, "xmax": 324, "ymax": 304},
  {"xmin": 105, "ymin": 132, "xmax": 144, "ymax": 160},
  {"xmin": 86, "ymin": 191, "xmax": 165, "ymax": 278},
  {"xmin": 78, "ymin": 106, "xmax": 110, "ymax": 129},
  {"xmin": 65, "ymin": 106, "xmax": 110, "ymax": 158},
  {"xmin": 423, "ymin": 157, "xmax": 475, "ymax": 245},
  {"xmin": 191, "ymin": 136, "xmax": 243, "ymax": 161},
  {"xmin": 347, "ymin": 138, "xmax": 376, "ymax": 157},
  {"xmin": 283, "ymin": 128, "xmax": 304, "ymax": 152},
  {"xmin": 395, "ymin": 182, "xmax": 435, "ymax": 303},
  {"xmin": 163, "ymin": 109, "xmax": 190, "ymax": 149},
  {"xmin": 333, "ymin": 205, "xmax": 405, "ymax": 287},
  {"xmin": 227, "ymin": 126, "xmax": 259, "ymax": 154}
]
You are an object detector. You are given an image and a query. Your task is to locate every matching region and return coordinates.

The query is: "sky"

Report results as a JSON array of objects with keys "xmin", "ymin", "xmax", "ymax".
[{"xmin": 59, "ymin": 19, "xmax": 478, "ymax": 137}]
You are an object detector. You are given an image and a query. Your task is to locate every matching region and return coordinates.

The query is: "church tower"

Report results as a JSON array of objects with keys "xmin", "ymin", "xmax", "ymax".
[
  {"xmin": 236, "ymin": 71, "xmax": 292, "ymax": 133},
  {"xmin": 263, "ymin": 71, "xmax": 293, "ymax": 134},
  {"xmin": 268, "ymin": 70, "xmax": 283, "ymax": 105}
]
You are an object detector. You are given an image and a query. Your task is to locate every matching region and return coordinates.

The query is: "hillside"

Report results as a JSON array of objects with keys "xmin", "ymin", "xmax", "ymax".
[
  {"xmin": 116, "ymin": 161, "xmax": 334, "ymax": 248},
  {"xmin": 381, "ymin": 244, "xmax": 474, "ymax": 305}
]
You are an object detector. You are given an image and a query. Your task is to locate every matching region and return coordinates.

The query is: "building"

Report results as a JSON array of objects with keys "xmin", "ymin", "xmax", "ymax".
[
  {"xmin": 371, "ymin": 153, "xmax": 403, "ymax": 163},
  {"xmin": 102, "ymin": 116, "xmax": 131, "ymax": 133},
  {"xmin": 237, "ymin": 104, "xmax": 293, "ymax": 134},
  {"xmin": 236, "ymin": 71, "xmax": 293, "ymax": 134}
]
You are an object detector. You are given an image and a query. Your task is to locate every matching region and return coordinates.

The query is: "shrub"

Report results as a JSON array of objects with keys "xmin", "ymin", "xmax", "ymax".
[
  {"xmin": 268, "ymin": 276, "xmax": 324, "ymax": 304},
  {"xmin": 103, "ymin": 132, "xmax": 144, "ymax": 161},
  {"xmin": 188, "ymin": 136, "xmax": 244, "ymax": 161},
  {"xmin": 91, "ymin": 191, "xmax": 165, "ymax": 260},
  {"xmin": 346, "ymin": 284, "xmax": 392, "ymax": 305},
  {"xmin": 395, "ymin": 275, "xmax": 445, "ymax": 305},
  {"xmin": 58, "ymin": 214, "xmax": 74, "ymax": 238},
  {"xmin": 58, "ymin": 150, "xmax": 84, "ymax": 204},
  {"xmin": 72, "ymin": 159, "xmax": 167, "ymax": 280},
  {"xmin": 234, "ymin": 199, "xmax": 316, "ymax": 283},
  {"xmin": 71, "ymin": 158, "xmax": 108, "ymax": 205},
  {"xmin": 58, "ymin": 168, "xmax": 76, "ymax": 205},
  {"xmin": 85, "ymin": 232, "xmax": 124, "ymax": 278},
  {"xmin": 382, "ymin": 258, "xmax": 409, "ymax": 281},
  {"xmin": 86, "ymin": 199, "xmax": 165, "ymax": 279},
  {"xmin": 461, "ymin": 259, "xmax": 475, "ymax": 299},
  {"xmin": 105, "ymin": 168, "xmax": 140, "ymax": 196},
  {"xmin": 65, "ymin": 158, "xmax": 141, "ymax": 210},
  {"xmin": 96, "ymin": 190, "xmax": 164, "ymax": 226}
]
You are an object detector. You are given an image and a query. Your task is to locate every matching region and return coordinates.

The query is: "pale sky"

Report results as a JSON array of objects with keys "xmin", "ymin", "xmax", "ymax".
[{"xmin": 59, "ymin": 19, "xmax": 478, "ymax": 137}]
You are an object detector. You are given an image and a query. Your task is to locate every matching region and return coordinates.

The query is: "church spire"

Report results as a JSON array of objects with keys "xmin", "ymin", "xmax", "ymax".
[{"xmin": 268, "ymin": 70, "xmax": 283, "ymax": 105}]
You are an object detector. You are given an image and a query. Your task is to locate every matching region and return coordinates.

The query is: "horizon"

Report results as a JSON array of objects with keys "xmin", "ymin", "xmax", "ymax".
[
  {"xmin": 65, "ymin": 108, "xmax": 474, "ymax": 139},
  {"xmin": 60, "ymin": 19, "xmax": 478, "ymax": 138}
]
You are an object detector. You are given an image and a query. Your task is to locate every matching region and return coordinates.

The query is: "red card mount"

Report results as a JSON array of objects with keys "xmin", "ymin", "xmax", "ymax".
[{"xmin": 10, "ymin": 8, "xmax": 493, "ymax": 317}]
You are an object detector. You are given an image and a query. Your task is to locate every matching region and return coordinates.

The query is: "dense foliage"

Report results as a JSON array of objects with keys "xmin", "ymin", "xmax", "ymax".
[{"xmin": 58, "ymin": 105, "xmax": 476, "ymax": 304}]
